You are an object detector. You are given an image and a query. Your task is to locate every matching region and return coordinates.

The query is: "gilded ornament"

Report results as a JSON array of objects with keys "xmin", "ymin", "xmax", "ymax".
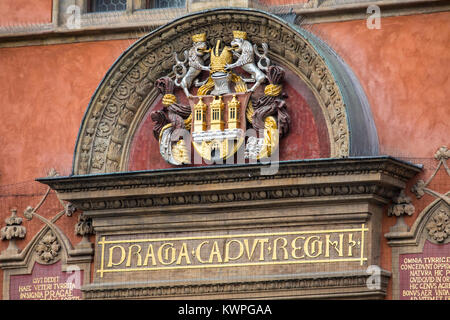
[{"xmin": 152, "ymin": 29, "xmax": 290, "ymax": 164}]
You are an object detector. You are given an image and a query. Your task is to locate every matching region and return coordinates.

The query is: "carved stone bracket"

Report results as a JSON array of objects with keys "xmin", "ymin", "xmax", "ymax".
[
  {"xmin": 75, "ymin": 213, "xmax": 95, "ymax": 251},
  {"xmin": 0, "ymin": 209, "xmax": 27, "ymax": 256},
  {"xmin": 387, "ymin": 190, "xmax": 415, "ymax": 233}
]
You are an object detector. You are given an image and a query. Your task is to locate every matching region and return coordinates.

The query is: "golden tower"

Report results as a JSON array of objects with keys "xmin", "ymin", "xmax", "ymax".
[
  {"xmin": 210, "ymin": 96, "xmax": 225, "ymax": 131},
  {"xmin": 193, "ymin": 97, "xmax": 207, "ymax": 132},
  {"xmin": 227, "ymin": 95, "xmax": 240, "ymax": 129}
]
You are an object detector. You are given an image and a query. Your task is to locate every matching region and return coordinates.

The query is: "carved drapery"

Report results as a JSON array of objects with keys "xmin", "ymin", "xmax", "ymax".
[{"xmin": 73, "ymin": 8, "xmax": 354, "ymax": 175}]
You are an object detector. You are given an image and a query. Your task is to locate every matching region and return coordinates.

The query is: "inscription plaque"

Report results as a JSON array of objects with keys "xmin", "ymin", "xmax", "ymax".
[
  {"xmin": 9, "ymin": 261, "xmax": 83, "ymax": 300},
  {"xmin": 399, "ymin": 241, "xmax": 450, "ymax": 300},
  {"xmin": 96, "ymin": 224, "xmax": 368, "ymax": 280}
]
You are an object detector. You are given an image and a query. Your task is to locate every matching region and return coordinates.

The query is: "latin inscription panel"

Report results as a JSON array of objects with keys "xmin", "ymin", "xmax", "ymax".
[
  {"xmin": 95, "ymin": 224, "xmax": 369, "ymax": 282},
  {"xmin": 9, "ymin": 261, "xmax": 83, "ymax": 300},
  {"xmin": 400, "ymin": 241, "xmax": 450, "ymax": 300}
]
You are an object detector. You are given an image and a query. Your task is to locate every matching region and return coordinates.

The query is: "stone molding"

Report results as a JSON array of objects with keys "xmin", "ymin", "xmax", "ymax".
[
  {"xmin": 0, "ymin": 1, "xmax": 448, "ymax": 48},
  {"xmin": 82, "ymin": 270, "xmax": 391, "ymax": 299},
  {"xmin": 38, "ymin": 157, "xmax": 421, "ymax": 233},
  {"xmin": 0, "ymin": 209, "xmax": 27, "ymax": 255},
  {"xmin": 39, "ymin": 157, "xmax": 421, "ymax": 214},
  {"xmin": 46, "ymin": 157, "xmax": 419, "ymax": 191}
]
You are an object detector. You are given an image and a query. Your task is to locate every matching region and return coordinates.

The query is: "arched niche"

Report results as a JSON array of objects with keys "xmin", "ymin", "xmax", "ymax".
[
  {"xmin": 0, "ymin": 221, "xmax": 92, "ymax": 300},
  {"xmin": 72, "ymin": 8, "xmax": 379, "ymax": 175},
  {"xmin": 386, "ymin": 193, "xmax": 450, "ymax": 299}
]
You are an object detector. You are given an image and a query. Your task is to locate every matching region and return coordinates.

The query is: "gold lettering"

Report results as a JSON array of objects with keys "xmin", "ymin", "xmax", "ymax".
[
  {"xmin": 258, "ymin": 239, "xmax": 269, "ymax": 261},
  {"xmin": 272, "ymin": 237, "xmax": 289, "ymax": 260},
  {"xmin": 224, "ymin": 239, "xmax": 244, "ymax": 263},
  {"xmin": 126, "ymin": 244, "xmax": 142, "ymax": 267},
  {"xmin": 243, "ymin": 239, "xmax": 259, "ymax": 260},
  {"xmin": 107, "ymin": 245, "xmax": 126, "ymax": 267},
  {"xmin": 291, "ymin": 236, "xmax": 305, "ymax": 259},
  {"xmin": 208, "ymin": 241, "xmax": 223, "ymax": 263},
  {"xmin": 97, "ymin": 227, "xmax": 369, "ymax": 275},
  {"xmin": 195, "ymin": 241, "xmax": 209, "ymax": 263},
  {"xmin": 348, "ymin": 233, "xmax": 357, "ymax": 257},
  {"xmin": 143, "ymin": 244, "xmax": 157, "ymax": 266},
  {"xmin": 158, "ymin": 243, "xmax": 176, "ymax": 265},
  {"xmin": 304, "ymin": 236, "xmax": 322, "ymax": 258},
  {"xmin": 325, "ymin": 233, "xmax": 344, "ymax": 257},
  {"xmin": 176, "ymin": 242, "xmax": 191, "ymax": 265}
]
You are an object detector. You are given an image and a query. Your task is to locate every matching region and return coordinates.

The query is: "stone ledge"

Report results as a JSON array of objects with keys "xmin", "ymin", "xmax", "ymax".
[
  {"xmin": 81, "ymin": 270, "xmax": 391, "ymax": 299},
  {"xmin": 0, "ymin": 0, "xmax": 448, "ymax": 48},
  {"xmin": 38, "ymin": 157, "xmax": 421, "ymax": 193}
]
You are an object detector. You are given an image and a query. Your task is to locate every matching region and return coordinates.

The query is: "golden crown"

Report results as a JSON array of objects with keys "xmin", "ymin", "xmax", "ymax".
[
  {"xmin": 232, "ymin": 30, "xmax": 247, "ymax": 40},
  {"xmin": 192, "ymin": 33, "xmax": 207, "ymax": 42},
  {"xmin": 210, "ymin": 40, "xmax": 233, "ymax": 73}
]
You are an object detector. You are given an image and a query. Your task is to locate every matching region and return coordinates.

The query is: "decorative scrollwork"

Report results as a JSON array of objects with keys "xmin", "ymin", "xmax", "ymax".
[
  {"xmin": 388, "ymin": 190, "xmax": 415, "ymax": 217},
  {"xmin": 35, "ymin": 230, "xmax": 61, "ymax": 263},
  {"xmin": 411, "ymin": 146, "xmax": 450, "ymax": 205},
  {"xmin": 0, "ymin": 209, "xmax": 27, "ymax": 255},
  {"xmin": 425, "ymin": 208, "xmax": 450, "ymax": 243}
]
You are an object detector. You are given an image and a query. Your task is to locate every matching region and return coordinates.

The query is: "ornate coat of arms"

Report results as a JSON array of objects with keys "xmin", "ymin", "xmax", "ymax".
[{"xmin": 151, "ymin": 31, "xmax": 290, "ymax": 165}]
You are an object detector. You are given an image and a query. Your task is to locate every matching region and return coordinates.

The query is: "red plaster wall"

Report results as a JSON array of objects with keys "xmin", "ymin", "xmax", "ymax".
[
  {"xmin": 0, "ymin": 40, "xmax": 133, "ymax": 185},
  {"xmin": 311, "ymin": 12, "xmax": 449, "ymax": 160},
  {"xmin": 0, "ymin": 40, "xmax": 131, "ymax": 299},
  {"xmin": 311, "ymin": 12, "xmax": 450, "ymax": 299},
  {"xmin": 0, "ymin": 39, "xmax": 132, "ymax": 242},
  {"xmin": 0, "ymin": 0, "xmax": 53, "ymax": 26}
]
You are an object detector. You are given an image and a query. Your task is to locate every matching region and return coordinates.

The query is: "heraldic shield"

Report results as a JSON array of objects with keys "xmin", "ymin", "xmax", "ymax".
[
  {"xmin": 189, "ymin": 92, "xmax": 251, "ymax": 162},
  {"xmin": 151, "ymin": 30, "xmax": 290, "ymax": 166}
]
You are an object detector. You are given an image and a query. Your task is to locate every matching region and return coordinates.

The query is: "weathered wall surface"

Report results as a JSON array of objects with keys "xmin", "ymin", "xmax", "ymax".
[
  {"xmin": 0, "ymin": 9, "xmax": 448, "ymax": 300},
  {"xmin": 312, "ymin": 12, "xmax": 449, "ymax": 160},
  {"xmin": 0, "ymin": 0, "xmax": 53, "ymax": 26},
  {"xmin": 0, "ymin": 40, "xmax": 133, "ymax": 184}
]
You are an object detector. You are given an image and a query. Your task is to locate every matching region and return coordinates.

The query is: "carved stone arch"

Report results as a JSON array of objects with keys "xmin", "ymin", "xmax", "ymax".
[
  {"xmin": 386, "ymin": 192, "xmax": 450, "ymax": 299},
  {"xmin": 72, "ymin": 8, "xmax": 379, "ymax": 175}
]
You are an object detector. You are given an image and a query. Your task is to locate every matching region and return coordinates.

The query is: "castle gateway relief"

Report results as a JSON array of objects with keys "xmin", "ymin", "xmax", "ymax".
[{"xmin": 33, "ymin": 8, "xmax": 424, "ymax": 299}]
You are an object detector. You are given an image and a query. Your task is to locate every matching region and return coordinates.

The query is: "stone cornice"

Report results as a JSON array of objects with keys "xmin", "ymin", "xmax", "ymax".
[
  {"xmin": 0, "ymin": 0, "xmax": 447, "ymax": 48},
  {"xmin": 81, "ymin": 270, "xmax": 391, "ymax": 299},
  {"xmin": 38, "ymin": 157, "xmax": 421, "ymax": 192},
  {"xmin": 37, "ymin": 157, "xmax": 421, "ymax": 217},
  {"xmin": 36, "ymin": 156, "xmax": 421, "ymax": 193}
]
